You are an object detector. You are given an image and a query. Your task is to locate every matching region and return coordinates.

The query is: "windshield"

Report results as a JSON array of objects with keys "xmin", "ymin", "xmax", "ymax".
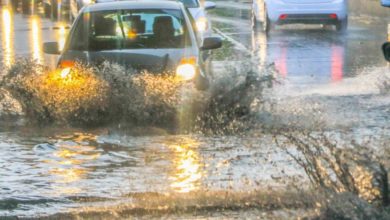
[
  {"xmin": 178, "ymin": 0, "xmax": 199, "ymax": 8},
  {"xmin": 68, "ymin": 9, "xmax": 191, "ymax": 51}
]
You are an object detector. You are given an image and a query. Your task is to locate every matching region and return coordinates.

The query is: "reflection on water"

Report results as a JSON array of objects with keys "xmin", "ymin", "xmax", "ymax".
[
  {"xmin": 42, "ymin": 133, "xmax": 101, "ymax": 196},
  {"xmin": 2, "ymin": 7, "xmax": 14, "ymax": 68},
  {"xmin": 275, "ymin": 44, "xmax": 288, "ymax": 78},
  {"xmin": 31, "ymin": 16, "xmax": 42, "ymax": 63},
  {"xmin": 169, "ymin": 139, "xmax": 204, "ymax": 193},
  {"xmin": 331, "ymin": 44, "xmax": 344, "ymax": 82},
  {"xmin": 0, "ymin": 5, "xmax": 69, "ymax": 69},
  {"xmin": 271, "ymin": 34, "xmax": 345, "ymax": 82}
]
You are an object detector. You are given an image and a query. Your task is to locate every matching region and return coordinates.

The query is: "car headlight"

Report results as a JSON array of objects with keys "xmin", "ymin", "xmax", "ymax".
[
  {"xmin": 82, "ymin": 0, "xmax": 92, "ymax": 5},
  {"xmin": 60, "ymin": 67, "xmax": 72, "ymax": 79},
  {"xmin": 196, "ymin": 17, "xmax": 208, "ymax": 32},
  {"xmin": 176, "ymin": 63, "xmax": 196, "ymax": 81}
]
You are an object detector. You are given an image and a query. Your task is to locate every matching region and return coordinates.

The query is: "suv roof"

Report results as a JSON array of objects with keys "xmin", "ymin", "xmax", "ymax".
[{"xmin": 85, "ymin": 0, "xmax": 183, "ymax": 12}]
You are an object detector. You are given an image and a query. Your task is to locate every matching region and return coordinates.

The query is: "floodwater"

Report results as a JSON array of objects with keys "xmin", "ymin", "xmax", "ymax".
[{"xmin": 0, "ymin": 2, "xmax": 390, "ymax": 219}]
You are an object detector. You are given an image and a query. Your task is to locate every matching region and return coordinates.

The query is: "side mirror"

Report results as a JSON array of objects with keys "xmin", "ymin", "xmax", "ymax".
[
  {"xmin": 204, "ymin": 1, "xmax": 216, "ymax": 10},
  {"xmin": 201, "ymin": 37, "xmax": 222, "ymax": 50},
  {"xmin": 382, "ymin": 42, "xmax": 390, "ymax": 62},
  {"xmin": 43, "ymin": 42, "xmax": 60, "ymax": 55}
]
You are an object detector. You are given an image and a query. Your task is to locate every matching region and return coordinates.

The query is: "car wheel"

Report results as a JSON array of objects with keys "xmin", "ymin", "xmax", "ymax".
[{"xmin": 336, "ymin": 17, "xmax": 348, "ymax": 33}]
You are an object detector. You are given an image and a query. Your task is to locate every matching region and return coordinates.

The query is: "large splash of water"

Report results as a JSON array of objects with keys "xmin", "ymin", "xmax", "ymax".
[
  {"xmin": 0, "ymin": 60, "xmax": 187, "ymax": 126},
  {"xmin": 0, "ymin": 59, "xmax": 273, "ymax": 132}
]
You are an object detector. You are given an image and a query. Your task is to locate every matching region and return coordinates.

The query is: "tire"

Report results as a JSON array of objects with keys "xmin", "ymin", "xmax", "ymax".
[{"xmin": 336, "ymin": 17, "xmax": 348, "ymax": 33}]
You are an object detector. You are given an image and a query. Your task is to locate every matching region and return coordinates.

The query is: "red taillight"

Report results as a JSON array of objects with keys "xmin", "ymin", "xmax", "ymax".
[
  {"xmin": 279, "ymin": 14, "xmax": 288, "ymax": 20},
  {"xmin": 59, "ymin": 60, "xmax": 75, "ymax": 68},
  {"xmin": 329, "ymin": 14, "xmax": 338, "ymax": 19}
]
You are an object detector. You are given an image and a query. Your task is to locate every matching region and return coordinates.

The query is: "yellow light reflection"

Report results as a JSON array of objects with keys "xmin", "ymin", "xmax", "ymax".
[
  {"xmin": 2, "ymin": 7, "xmax": 14, "ymax": 67},
  {"xmin": 31, "ymin": 16, "xmax": 42, "ymax": 63},
  {"xmin": 58, "ymin": 23, "xmax": 67, "ymax": 51},
  {"xmin": 45, "ymin": 134, "xmax": 101, "ymax": 195},
  {"xmin": 169, "ymin": 140, "xmax": 204, "ymax": 193}
]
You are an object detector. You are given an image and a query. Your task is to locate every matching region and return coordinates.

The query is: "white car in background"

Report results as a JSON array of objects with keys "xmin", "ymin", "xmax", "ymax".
[
  {"xmin": 252, "ymin": 0, "xmax": 348, "ymax": 33},
  {"xmin": 179, "ymin": 0, "xmax": 216, "ymax": 37}
]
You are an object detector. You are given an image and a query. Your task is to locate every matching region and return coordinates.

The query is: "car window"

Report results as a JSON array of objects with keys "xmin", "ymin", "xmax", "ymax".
[
  {"xmin": 68, "ymin": 9, "xmax": 192, "ymax": 51},
  {"xmin": 178, "ymin": 0, "xmax": 199, "ymax": 8}
]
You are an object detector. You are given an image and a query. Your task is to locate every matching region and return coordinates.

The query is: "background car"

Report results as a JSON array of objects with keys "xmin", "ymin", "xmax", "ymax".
[
  {"xmin": 252, "ymin": 0, "xmax": 348, "ymax": 33},
  {"xmin": 178, "ymin": 0, "xmax": 216, "ymax": 38},
  {"xmin": 70, "ymin": 0, "xmax": 109, "ymax": 20},
  {"xmin": 43, "ymin": 0, "xmax": 222, "ymax": 90}
]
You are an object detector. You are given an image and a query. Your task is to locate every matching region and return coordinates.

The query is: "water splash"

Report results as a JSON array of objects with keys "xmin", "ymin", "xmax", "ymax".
[
  {"xmin": 0, "ymin": 60, "xmax": 188, "ymax": 126},
  {"xmin": 275, "ymin": 131, "xmax": 390, "ymax": 210},
  {"xmin": 0, "ymin": 59, "xmax": 274, "ymax": 133}
]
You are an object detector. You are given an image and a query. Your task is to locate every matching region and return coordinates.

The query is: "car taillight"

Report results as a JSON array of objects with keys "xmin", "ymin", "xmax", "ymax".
[
  {"xmin": 329, "ymin": 14, "xmax": 338, "ymax": 19},
  {"xmin": 279, "ymin": 14, "xmax": 288, "ymax": 20}
]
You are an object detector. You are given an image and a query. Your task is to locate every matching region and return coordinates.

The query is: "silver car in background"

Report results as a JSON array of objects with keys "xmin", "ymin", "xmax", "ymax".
[
  {"xmin": 253, "ymin": 0, "xmax": 348, "ymax": 32},
  {"xmin": 178, "ymin": 0, "xmax": 216, "ymax": 37}
]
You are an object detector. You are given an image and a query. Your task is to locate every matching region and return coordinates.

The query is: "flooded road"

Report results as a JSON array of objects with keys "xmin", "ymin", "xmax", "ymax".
[
  {"xmin": 1, "ymin": 1, "xmax": 390, "ymax": 219},
  {"xmin": 0, "ymin": 7, "xmax": 68, "ymax": 69},
  {"xmin": 1, "ymin": 127, "xmax": 309, "ymax": 218}
]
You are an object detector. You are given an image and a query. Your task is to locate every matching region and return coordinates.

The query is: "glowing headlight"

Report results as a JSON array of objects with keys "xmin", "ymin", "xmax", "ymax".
[
  {"xmin": 82, "ymin": 0, "xmax": 92, "ymax": 5},
  {"xmin": 196, "ymin": 17, "xmax": 208, "ymax": 32},
  {"xmin": 176, "ymin": 64, "xmax": 196, "ymax": 81},
  {"xmin": 60, "ymin": 67, "xmax": 71, "ymax": 79}
]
